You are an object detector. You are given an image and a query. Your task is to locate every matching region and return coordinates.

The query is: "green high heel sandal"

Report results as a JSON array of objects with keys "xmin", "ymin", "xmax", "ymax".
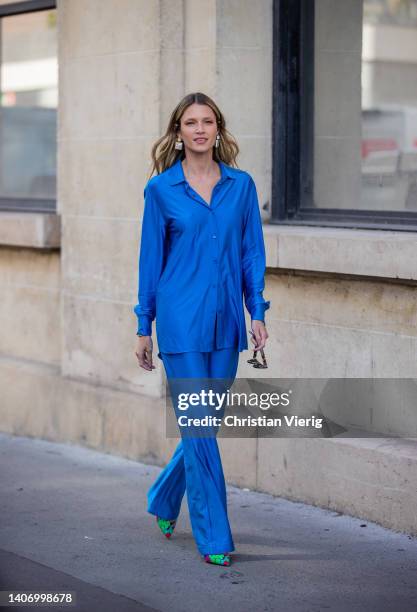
[
  {"xmin": 156, "ymin": 516, "xmax": 177, "ymax": 539},
  {"xmin": 203, "ymin": 553, "xmax": 231, "ymax": 566}
]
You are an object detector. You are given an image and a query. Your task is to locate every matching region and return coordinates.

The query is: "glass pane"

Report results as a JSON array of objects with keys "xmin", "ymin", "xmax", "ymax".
[
  {"xmin": 311, "ymin": 0, "xmax": 417, "ymax": 213},
  {"xmin": 362, "ymin": 0, "xmax": 417, "ymax": 212},
  {"xmin": 0, "ymin": 9, "xmax": 57, "ymax": 202}
]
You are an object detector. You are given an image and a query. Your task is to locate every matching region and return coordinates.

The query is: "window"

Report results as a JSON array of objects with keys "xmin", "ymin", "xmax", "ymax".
[
  {"xmin": 0, "ymin": 0, "xmax": 57, "ymax": 213},
  {"xmin": 272, "ymin": 0, "xmax": 417, "ymax": 230}
]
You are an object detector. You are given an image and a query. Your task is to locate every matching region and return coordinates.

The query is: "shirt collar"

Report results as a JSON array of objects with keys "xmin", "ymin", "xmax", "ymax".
[{"xmin": 168, "ymin": 157, "xmax": 235, "ymax": 186}]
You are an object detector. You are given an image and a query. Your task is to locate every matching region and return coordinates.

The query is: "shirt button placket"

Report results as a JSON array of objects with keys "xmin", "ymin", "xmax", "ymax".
[{"xmin": 211, "ymin": 217, "xmax": 220, "ymax": 345}]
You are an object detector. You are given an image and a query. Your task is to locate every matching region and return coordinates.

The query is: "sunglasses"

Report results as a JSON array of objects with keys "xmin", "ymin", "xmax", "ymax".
[{"xmin": 247, "ymin": 330, "xmax": 268, "ymax": 369}]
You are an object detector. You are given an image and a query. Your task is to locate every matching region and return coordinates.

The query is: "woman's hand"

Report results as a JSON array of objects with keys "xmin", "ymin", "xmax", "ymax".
[
  {"xmin": 250, "ymin": 320, "xmax": 269, "ymax": 351},
  {"xmin": 135, "ymin": 335, "xmax": 156, "ymax": 371}
]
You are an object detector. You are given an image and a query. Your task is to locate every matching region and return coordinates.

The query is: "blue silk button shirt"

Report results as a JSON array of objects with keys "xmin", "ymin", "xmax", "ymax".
[{"xmin": 133, "ymin": 156, "xmax": 270, "ymax": 360}]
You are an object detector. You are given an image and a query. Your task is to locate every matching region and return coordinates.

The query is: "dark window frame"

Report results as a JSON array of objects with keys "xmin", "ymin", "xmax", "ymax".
[
  {"xmin": 271, "ymin": 0, "xmax": 417, "ymax": 231},
  {"xmin": 0, "ymin": 0, "xmax": 57, "ymax": 214}
]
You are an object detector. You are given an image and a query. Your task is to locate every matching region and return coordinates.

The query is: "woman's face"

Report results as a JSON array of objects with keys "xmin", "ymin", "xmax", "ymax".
[{"xmin": 177, "ymin": 103, "xmax": 218, "ymax": 154}]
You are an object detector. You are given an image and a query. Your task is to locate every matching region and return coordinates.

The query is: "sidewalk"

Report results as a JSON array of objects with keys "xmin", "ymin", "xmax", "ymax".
[{"xmin": 1, "ymin": 432, "xmax": 417, "ymax": 612}]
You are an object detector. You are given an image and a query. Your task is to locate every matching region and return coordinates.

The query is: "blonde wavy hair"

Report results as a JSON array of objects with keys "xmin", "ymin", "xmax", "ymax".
[{"xmin": 147, "ymin": 92, "xmax": 240, "ymax": 180}]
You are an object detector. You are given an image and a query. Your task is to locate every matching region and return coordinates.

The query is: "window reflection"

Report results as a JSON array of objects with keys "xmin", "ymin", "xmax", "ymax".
[
  {"xmin": 0, "ymin": 9, "xmax": 57, "ymax": 205},
  {"xmin": 362, "ymin": 0, "xmax": 417, "ymax": 211}
]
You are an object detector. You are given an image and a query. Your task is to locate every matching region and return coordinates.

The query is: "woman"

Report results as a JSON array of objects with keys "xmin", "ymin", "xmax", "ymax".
[{"xmin": 133, "ymin": 92, "xmax": 270, "ymax": 566}]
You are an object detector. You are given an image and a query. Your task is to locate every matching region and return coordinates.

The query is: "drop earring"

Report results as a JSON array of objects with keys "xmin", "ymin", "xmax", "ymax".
[
  {"xmin": 175, "ymin": 135, "xmax": 183, "ymax": 150},
  {"xmin": 215, "ymin": 133, "xmax": 220, "ymax": 148}
]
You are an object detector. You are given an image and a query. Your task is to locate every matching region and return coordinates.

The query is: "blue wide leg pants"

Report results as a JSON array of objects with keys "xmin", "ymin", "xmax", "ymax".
[{"xmin": 147, "ymin": 347, "xmax": 240, "ymax": 556}]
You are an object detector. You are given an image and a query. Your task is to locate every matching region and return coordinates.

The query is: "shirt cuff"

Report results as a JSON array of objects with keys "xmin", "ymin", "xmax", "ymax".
[
  {"xmin": 251, "ymin": 301, "xmax": 270, "ymax": 323},
  {"xmin": 137, "ymin": 315, "xmax": 152, "ymax": 336}
]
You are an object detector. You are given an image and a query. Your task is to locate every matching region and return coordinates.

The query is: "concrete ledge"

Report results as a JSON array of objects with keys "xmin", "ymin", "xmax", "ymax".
[
  {"xmin": 1, "ymin": 354, "xmax": 417, "ymax": 535},
  {"xmin": 0, "ymin": 212, "xmax": 61, "ymax": 249},
  {"xmin": 264, "ymin": 224, "xmax": 417, "ymax": 281},
  {"xmin": 257, "ymin": 436, "xmax": 417, "ymax": 537}
]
